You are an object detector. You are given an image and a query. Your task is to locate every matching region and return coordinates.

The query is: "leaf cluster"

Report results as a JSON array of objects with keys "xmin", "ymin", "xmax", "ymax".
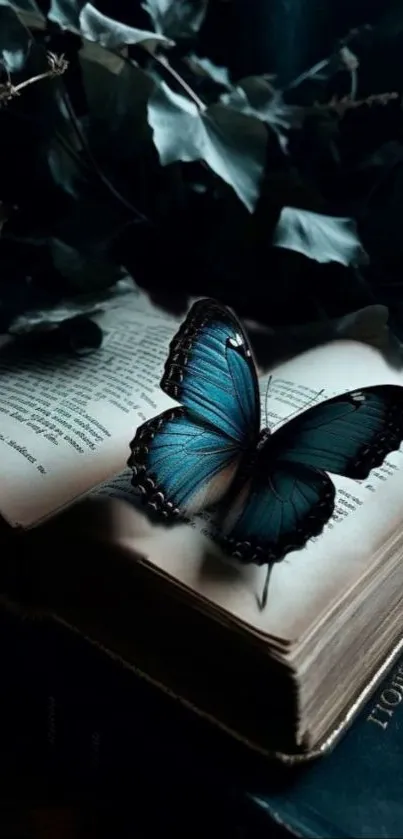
[{"xmin": 0, "ymin": 0, "xmax": 403, "ymax": 334}]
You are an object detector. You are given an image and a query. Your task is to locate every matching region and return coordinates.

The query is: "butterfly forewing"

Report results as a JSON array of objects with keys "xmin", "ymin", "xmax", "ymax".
[
  {"xmin": 161, "ymin": 298, "xmax": 260, "ymax": 444},
  {"xmin": 128, "ymin": 299, "xmax": 262, "ymax": 517},
  {"xmin": 271, "ymin": 385, "xmax": 403, "ymax": 479}
]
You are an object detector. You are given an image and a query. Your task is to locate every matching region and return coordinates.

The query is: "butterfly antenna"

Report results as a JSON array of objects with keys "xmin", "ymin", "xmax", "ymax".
[
  {"xmin": 270, "ymin": 387, "xmax": 325, "ymax": 432},
  {"xmin": 264, "ymin": 375, "xmax": 273, "ymax": 429},
  {"xmin": 260, "ymin": 563, "xmax": 274, "ymax": 611}
]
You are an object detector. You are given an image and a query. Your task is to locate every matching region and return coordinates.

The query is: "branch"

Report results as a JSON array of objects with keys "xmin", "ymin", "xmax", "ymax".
[
  {"xmin": 315, "ymin": 91, "xmax": 399, "ymax": 118},
  {"xmin": 0, "ymin": 52, "xmax": 68, "ymax": 105}
]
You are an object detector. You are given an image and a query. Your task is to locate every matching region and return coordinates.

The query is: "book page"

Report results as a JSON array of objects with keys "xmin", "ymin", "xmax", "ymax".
[
  {"xmin": 0, "ymin": 302, "xmax": 179, "ymax": 527},
  {"xmin": 98, "ymin": 340, "xmax": 403, "ymax": 644}
]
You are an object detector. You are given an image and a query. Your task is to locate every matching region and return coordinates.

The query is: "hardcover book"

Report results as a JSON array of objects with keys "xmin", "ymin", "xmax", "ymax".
[
  {"xmin": 2, "ymin": 604, "xmax": 403, "ymax": 838},
  {"xmin": 250, "ymin": 653, "xmax": 403, "ymax": 837},
  {"xmin": 1, "ymin": 291, "xmax": 403, "ymax": 759}
]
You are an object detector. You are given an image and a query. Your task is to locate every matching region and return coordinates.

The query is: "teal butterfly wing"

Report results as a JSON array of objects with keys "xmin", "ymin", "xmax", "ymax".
[
  {"xmin": 129, "ymin": 406, "xmax": 244, "ymax": 517},
  {"xmin": 220, "ymin": 386, "xmax": 403, "ymax": 566},
  {"xmin": 129, "ymin": 299, "xmax": 260, "ymax": 516},
  {"xmin": 271, "ymin": 386, "xmax": 403, "ymax": 478},
  {"xmin": 160, "ymin": 298, "xmax": 260, "ymax": 442}
]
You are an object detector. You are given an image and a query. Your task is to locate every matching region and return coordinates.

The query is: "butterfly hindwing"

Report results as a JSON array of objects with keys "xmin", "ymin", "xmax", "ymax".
[
  {"xmin": 161, "ymin": 298, "xmax": 260, "ymax": 444},
  {"xmin": 220, "ymin": 384, "xmax": 403, "ymax": 564},
  {"xmin": 220, "ymin": 462, "xmax": 335, "ymax": 565},
  {"xmin": 129, "ymin": 407, "xmax": 244, "ymax": 518}
]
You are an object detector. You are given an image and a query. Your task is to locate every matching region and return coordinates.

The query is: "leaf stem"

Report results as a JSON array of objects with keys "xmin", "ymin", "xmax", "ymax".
[
  {"xmin": 349, "ymin": 68, "xmax": 358, "ymax": 100},
  {"xmin": 153, "ymin": 53, "xmax": 206, "ymax": 111}
]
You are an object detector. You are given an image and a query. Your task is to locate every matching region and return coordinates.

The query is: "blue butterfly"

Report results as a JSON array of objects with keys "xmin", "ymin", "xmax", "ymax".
[{"xmin": 128, "ymin": 299, "xmax": 403, "ymax": 608}]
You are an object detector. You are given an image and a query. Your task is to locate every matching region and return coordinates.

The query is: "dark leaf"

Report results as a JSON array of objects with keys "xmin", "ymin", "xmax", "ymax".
[
  {"xmin": 46, "ymin": 138, "xmax": 85, "ymax": 199},
  {"xmin": 9, "ymin": 277, "xmax": 137, "ymax": 334},
  {"xmin": 79, "ymin": 41, "xmax": 154, "ymax": 159},
  {"xmin": 7, "ymin": 0, "xmax": 38, "ymax": 9},
  {"xmin": 7, "ymin": 0, "xmax": 44, "ymax": 17},
  {"xmin": 247, "ymin": 304, "xmax": 399, "ymax": 369},
  {"xmin": 272, "ymin": 208, "xmax": 368, "ymax": 267},
  {"xmin": 48, "ymin": 0, "xmax": 84, "ymax": 32},
  {"xmin": 0, "ymin": 3, "xmax": 32, "ymax": 73},
  {"xmin": 43, "ymin": 87, "xmax": 88, "ymax": 198},
  {"xmin": 186, "ymin": 54, "xmax": 231, "ymax": 88},
  {"xmin": 148, "ymin": 81, "xmax": 267, "ymax": 211},
  {"xmin": 221, "ymin": 77, "xmax": 303, "ymax": 153},
  {"xmin": 142, "ymin": 0, "xmax": 208, "ymax": 41},
  {"xmin": 79, "ymin": 3, "xmax": 173, "ymax": 54},
  {"xmin": 50, "ymin": 238, "xmax": 124, "ymax": 290}
]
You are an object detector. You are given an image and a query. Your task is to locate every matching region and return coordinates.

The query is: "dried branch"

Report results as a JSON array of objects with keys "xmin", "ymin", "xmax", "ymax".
[
  {"xmin": 0, "ymin": 52, "xmax": 68, "ymax": 106},
  {"xmin": 315, "ymin": 91, "xmax": 399, "ymax": 118}
]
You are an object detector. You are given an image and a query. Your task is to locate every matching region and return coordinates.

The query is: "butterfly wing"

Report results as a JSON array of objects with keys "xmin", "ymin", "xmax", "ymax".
[
  {"xmin": 220, "ymin": 385, "xmax": 403, "ymax": 564},
  {"xmin": 160, "ymin": 298, "xmax": 260, "ymax": 443},
  {"xmin": 220, "ymin": 463, "xmax": 335, "ymax": 564},
  {"xmin": 128, "ymin": 299, "xmax": 261, "ymax": 517},
  {"xmin": 271, "ymin": 384, "xmax": 403, "ymax": 479},
  {"xmin": 129, "ymin": 406, "xmax": 250, "ymax": 518}
]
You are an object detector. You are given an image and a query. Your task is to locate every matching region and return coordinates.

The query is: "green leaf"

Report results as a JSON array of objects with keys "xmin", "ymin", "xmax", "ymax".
[
  {"xmin": 272, "ymin": 208, "xmax": 368, "ymax": 267},
  {"xmin": 79, "ymin": 3, "xmax": 173, "ymax": 54},
  {"xmin": 221, "ymin": 77, "xmax": 302, "ymax": 153},
  {"xmin": 0, "ymin": 2, "xmax": 32, "ymax": 72},
  {"xmin": 148, "ymin": 81, "xmax": 267, "ymax": 212},
  {"xmin": 186, "ymin": 54, "xmax": 231, "ymax": 88},
  {"xmin": 142, "ymin": 0, "xmax": 208, "ymax": 41}
]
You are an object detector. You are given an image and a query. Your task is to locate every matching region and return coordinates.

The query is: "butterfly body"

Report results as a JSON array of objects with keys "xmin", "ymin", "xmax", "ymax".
[{"xmin": 128, "ymin": 299, "xmax": 403, "ymax": 594}]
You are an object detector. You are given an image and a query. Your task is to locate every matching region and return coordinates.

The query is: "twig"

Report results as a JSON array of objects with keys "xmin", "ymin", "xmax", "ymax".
[
  {"xmin": 0, "ymin": 52, "xmax": 68, "ymax": 105},
  {"xmin": 313, "ymin": 91, "xmax": 399, "ymax": 118}
]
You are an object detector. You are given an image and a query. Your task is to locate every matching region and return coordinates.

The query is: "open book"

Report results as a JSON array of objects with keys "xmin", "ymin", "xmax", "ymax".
[{"xmin": 1, "ymin": 292, "xmax": 403, "ymax": 760}]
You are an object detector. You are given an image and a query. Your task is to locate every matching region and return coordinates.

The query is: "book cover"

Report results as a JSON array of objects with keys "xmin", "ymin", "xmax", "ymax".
[
  {"xmin": 250, "ymin": 654, "xmax": 403, "ymax": 837},
  {"xmin": 2, "ymin": 606, "xmax": 403, "ymax": 837}
]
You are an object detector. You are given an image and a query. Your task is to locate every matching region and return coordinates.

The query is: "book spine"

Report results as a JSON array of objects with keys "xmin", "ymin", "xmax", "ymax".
[
  {"xmin": 0, "ymin": 609, "xmax": 164, "ymax": 790},
  {"xmin": 0, "ymin": 608, "xmax": 283, "ymax": 836}
]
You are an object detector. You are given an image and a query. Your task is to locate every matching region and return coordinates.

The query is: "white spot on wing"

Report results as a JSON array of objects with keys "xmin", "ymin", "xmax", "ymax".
[
  {"xmin": 228, "ymin": 333, "xmax": 244, "ymax": 348},
  {"xmin": 350, "ymin": 390, "xmax": 366, "ymax": 403}
]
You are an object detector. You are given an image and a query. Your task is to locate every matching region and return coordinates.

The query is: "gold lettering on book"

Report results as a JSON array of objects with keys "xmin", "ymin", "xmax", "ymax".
[{"xmin": 367, "ymin": 665, "xmax": 403, "ymax": 730}]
